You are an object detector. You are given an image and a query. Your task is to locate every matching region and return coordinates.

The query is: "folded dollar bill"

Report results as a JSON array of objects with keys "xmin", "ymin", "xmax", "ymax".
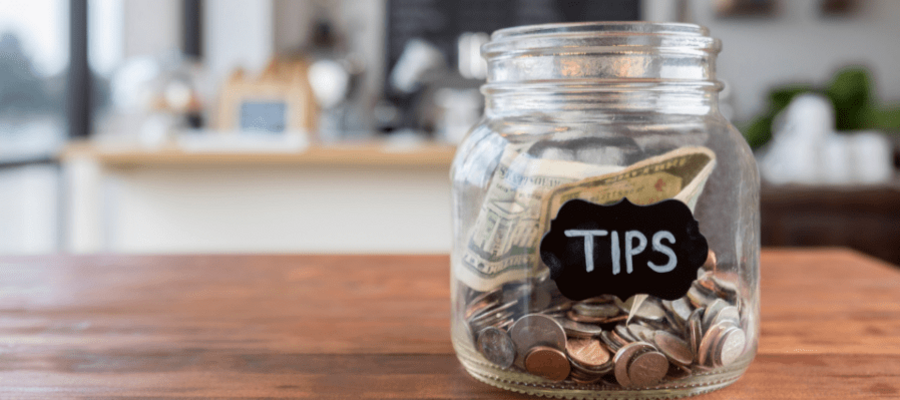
[{"xmin": 457, "ymin": 146, "xmax": 716, "ymax": 292}]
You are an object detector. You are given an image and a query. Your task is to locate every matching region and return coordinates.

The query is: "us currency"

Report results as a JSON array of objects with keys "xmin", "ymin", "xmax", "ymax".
[
  {"xmin": 458, "ymin": 146, "xmax": 716, "ymax": 292},
  {"xmin": 538, "ymin": 146, "xmax": 716, "ymax": 232},
  {"xmin": 539, "ymin": 146, "xmax": 716, "ymax": 317},
  {"xmin": 458, "ymin": 147, "xmax": 624, "ymax": 291}
]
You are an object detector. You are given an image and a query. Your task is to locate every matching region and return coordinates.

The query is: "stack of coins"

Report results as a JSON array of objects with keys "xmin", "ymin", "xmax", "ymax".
[
  {"xmin": 566, "ymin": 295, "xmax": 627, "ymax": 325},
  {"xmin": 566, "ymin": 337, "xmax": 613, "ymax": 383},
  {"xmin": 465, "ymin": 250, "xmax": 749, "ymax": 389}
]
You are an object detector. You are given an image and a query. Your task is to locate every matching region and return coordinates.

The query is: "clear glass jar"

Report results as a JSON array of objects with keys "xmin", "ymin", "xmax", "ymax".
[{"xmin": 450, "ymin": 22, "xmax": 759, "ymax": 399}]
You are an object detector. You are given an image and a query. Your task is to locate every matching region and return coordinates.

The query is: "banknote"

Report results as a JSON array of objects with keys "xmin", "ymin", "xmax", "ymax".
[
  {"xmin": 458, "ymin": 147, "xmax": 624, "ymax": 291},
  {"xmin": 457, "ymin": 146, "xmax": 716, "ymax": 292},
  {"xmin": 538, "ymin": 146, "xmax": 717, "ymax": 233}
]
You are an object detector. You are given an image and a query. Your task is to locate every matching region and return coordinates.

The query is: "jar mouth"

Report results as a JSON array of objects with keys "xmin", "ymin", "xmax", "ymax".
[
  {"xmin": 491, "ymin": 21, "xmax": 710, "ymax": 40},
  {"xmin": 481, "ymin": 21, "xmax": 721, "ymax": 90},
  {"xmin": 483, "ymin": 22, "xmax": 720, "ymax": 60}
]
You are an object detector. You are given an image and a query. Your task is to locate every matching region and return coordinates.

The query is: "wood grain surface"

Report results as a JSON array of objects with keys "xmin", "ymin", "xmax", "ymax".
[{"xmin": 0, "ymin": 249, "xmax": 898, "ymax": 399}]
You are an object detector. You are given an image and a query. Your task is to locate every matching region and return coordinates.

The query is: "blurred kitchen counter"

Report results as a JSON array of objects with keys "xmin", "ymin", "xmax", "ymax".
[
  {"xmin": 61, "ymin": 141, "xmax": 457, "ymax": 167},
  {"xmin": 60, "ymin": 140, "xmax": 455, "ymax": 254},
  {"xmin": 59, "ymin": 141, "xmax": 900, "ymax": 263}
]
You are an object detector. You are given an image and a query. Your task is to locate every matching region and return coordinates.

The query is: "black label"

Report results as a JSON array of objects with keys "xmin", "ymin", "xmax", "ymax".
[{"xmin": 539, "ymin": 198, "xmax": 708, "ymax": 301}]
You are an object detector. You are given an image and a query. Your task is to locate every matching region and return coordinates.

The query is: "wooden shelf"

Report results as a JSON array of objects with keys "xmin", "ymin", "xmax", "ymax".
[{"xmin": 61, "ymin": 141, "xmax": 457, "ymax": 168}]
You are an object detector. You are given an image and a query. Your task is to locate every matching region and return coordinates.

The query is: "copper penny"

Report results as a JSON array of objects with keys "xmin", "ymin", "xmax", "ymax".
[
  {"xmin": 566, "ymin": 337, "xmax": 611, "ymax": 368},
  {"xmin": 702, "ymin": 249, "xmax": 717, "ymax": 271},
  {"xmin": 524, "ymin": 346, "xmax": 571, "ymax": 382},
  {"xmin": 613, "ymin": 342, "xmax": 653, "ymax": 388}
]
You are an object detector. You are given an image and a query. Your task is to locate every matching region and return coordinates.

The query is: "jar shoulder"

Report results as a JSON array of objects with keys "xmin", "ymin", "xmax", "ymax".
[{"xmin": 452, "ymin": 115, "xmax": 758, "ymax": 188}]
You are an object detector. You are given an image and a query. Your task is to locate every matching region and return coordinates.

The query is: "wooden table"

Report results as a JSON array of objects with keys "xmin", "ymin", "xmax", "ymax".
[{"xmin": 1, "ymin": 249, "xmax": 898, "ymax": 399}]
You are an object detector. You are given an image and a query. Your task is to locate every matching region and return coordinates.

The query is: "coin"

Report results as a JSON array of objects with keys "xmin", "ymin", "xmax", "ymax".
[
  {"xmin": 626, "ymin": 324, "xmax": 656, "ymax": 342},
  {"xmin": 687, "ymin": 284, "xmax": 716, "ymax": 308},
  {"xmin": 654, "ymin": 330, "xmax": 693, "ymax": 366},
  {"xmin": 494, "ymin": 318, "xmax": 515, "ymax": 331},
  {"xmin": 476, "ymin": 326, "xmax": 516, "ymax": 368},
  {"xmin": 627, "ymin": 349, "xmax": 668, "ymax": 387},
  {"xmin": 702, "ymin": 249, "xmax": 717, "ymax": 271},
  {"xmin": 697, "ymin": 322, "xmax": 728, "ymax": 366},
  {"xmin": 569, "ymin": 355, "xmax": 614, "ymax": 375},
  {"xmin": 711, "ymin": 274, "xmax": 739, "ymax": 299},
  {"xmin": 702, "ymin": 299, "xmax": 728, "ymax": 330},
  {"xmin": 465, "ymin": 288, "xmax": 502, "ymax": 319},
  {"xmin": 617, "ymin": 295, "xmax": 636, "ymax": 313},
  {"xmin": 670, "ymin": 298, "xmax": 694, "ymax": 321},
  {"xmin": 524, "ymin": 346, "xmax": 570, "ymax": 382},
  {"xmin": 712, "ymin": 305, "xmax": 740, "ymax": 327},
  {"xmin": 504, "ymin": 283, "xmax": 552, "ymax": 312},
  {"xmin": 697, "ymin": 270, "xmax": 719, "ymax": 293},
  {"xmin": 509, "ymin": 314, "xmax": 567, "ymax": 363},
  {"xmin": 632, "ymin": 299, "xmax": 666, "ymax": 322},
  {"xmin": 558, "ymin": 318, "xmax": 604, "ymax": 338},
  {"xmin": 615, "ymin": 324, "xmax": 638, "ymax": 342},
  {"xmin": 713, "ymin": 327, "xmax": 746, "ymax": 367},
  {"xmin": 566, "ymin": 310, "xmax": 627, "ymax": 324},
  {"xmin": 469, "ymin": 300, "xmax": 518, "ymax": 326},
  {"xmin": 600, "ymin": 330, "xmax": 623, "ymax": 352},
  {"xmin": 472, "ymin": 314, "xmax": 516, "ymax": 336},
  {"xmin": 574, "ymin": 302, "xmax": 621, "ymax": 318},
  {"xmin": 566, "ymin": 337, "xmax": 611, "ymax": 368},
  {"xmin": 688, "ymin": 308, "xmax": 704, "ymax": 360},
  {"xmin": 540, "ymin": 300, "xmax": 574, "ymax": 315},
  {"xmin": 613, "ymin": 342, "xmax": 654, "ymax": 388}
]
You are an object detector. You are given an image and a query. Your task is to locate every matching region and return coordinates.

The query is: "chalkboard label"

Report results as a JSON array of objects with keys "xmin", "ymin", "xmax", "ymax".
[{"xmin": 539, "ymin": 198, "xmax": 708, "ymax": 301}]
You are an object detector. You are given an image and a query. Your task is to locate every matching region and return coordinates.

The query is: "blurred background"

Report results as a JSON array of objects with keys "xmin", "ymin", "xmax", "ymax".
[{"xmin": 1, "ymin": 0, "xmax": 898, "ymax": 263}]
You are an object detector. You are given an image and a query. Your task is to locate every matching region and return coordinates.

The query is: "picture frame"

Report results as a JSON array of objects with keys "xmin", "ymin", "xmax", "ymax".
[{"xmin": 216, "ymin": 59, "xmax": 317, "ymax": 135}]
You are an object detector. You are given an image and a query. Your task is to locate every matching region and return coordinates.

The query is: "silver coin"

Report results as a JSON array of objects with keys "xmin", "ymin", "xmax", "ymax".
[
  {"xmin": 654, "ymin": 330, "xmax": 693, "ymax": 366},
  {"xmin": 670, "ymin": 298, "xmax": 694, "ymax": 322},
  {"xmin": 627, "ymin": 349, "xmax": 669, "ymax": 387},
  {"xmin": 465, "ymin": 291, "xmax": 502, "ymax": 320},
  {"xmin": 574, "ymin": 302, "xmax": 620, "ymax": 318},
  {"xmin": 712, "ymin": 305, "xmax": 740, "ymax": 327},
  {"xmin": 632, "ymin": 299, "xmax": 666, "ymax": 322},
  {"xmin": 687, "ymin": 284, "xmax": 716, "ymax": 308},
  {"xmin": 558, "ymin": 318, "xmax": 604, "ymax": 338},
  {"xmin": 627, "ymin": 323, "xmax": 656, "ymax": 342},
  {"xmin": 614, "ymin": 324, "xmax": 638, "ymax": 342},
  {"xmin": 714, "ymin": 327, "xmax": 746, "ymax": 367},
  {"xmin": 509, "ymin": 314, "xmax": 566, "ymax": 367},
  {"xmin": 702, "ymin": 299, "xmax": 728, "ymax": 330},
  {"xmin": 613, "ymin": 342, "xmax": 654, "ymax": 388},
  {"xmin": 711, "ymin": 274, "xmax": 739, "ymax": 299},
  {"xmin": 539, "ymin": 300, "xmax": 574, "ymax": 315},
  {"xmin": 476, "ymin": 326, "xmax": 516, "ymax": 368},
  {"xmin": 470, "ymin": 310, "xmax": 515, "ymax": 333},
  {"xmin": 697, "ymin": 322, "xmax": 728, "ymax": 366},
  {"xmin": 469, "ymin": 300, "xmax": 518, "ymax": 327},
  {"xmin": 600, "ymin": 330, "xmax": 623, "ymax": 352},
  {"xmin": 503, "ymin": 283, "xmax": 552, "ymax": 313},
  {"xmin": 688, "ymin": 308, "xmax": 704, "ymax": 360}
]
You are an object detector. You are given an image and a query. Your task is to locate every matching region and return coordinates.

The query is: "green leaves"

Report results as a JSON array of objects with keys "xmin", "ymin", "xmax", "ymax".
[{"xmin": 739, "ymin": 67, "xmax": 900, "ymax": 149}]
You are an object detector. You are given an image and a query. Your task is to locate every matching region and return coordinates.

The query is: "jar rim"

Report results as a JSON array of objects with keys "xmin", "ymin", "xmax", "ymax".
[
  {"xmin": 483, "ymin": 21, "xmax": 720, "ymax": 60},
  {"xmin": 491, "ymin": 21, "xmax": 710, "ymax": 40}
]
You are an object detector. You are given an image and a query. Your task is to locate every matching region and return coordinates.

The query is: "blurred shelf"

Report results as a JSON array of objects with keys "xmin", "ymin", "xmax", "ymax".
[
  {"xmin": 61, "ymin": 141, "xmax": 457, "ymax": 168},
  {"xmin": 761, "ymin": 183, "xmax": 900, "ymax": 266}
]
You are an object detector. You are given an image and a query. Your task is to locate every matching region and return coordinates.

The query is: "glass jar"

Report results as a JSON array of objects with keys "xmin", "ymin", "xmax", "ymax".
[{"xmin": 450, "ymin": 22, "xmax": 759, "ymax": 399}]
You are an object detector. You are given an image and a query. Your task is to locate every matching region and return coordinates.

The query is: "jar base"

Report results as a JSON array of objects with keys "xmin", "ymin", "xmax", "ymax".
[{"xmin": 453, "ymin": 329, "xmax": 753, "ymax": 400}]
